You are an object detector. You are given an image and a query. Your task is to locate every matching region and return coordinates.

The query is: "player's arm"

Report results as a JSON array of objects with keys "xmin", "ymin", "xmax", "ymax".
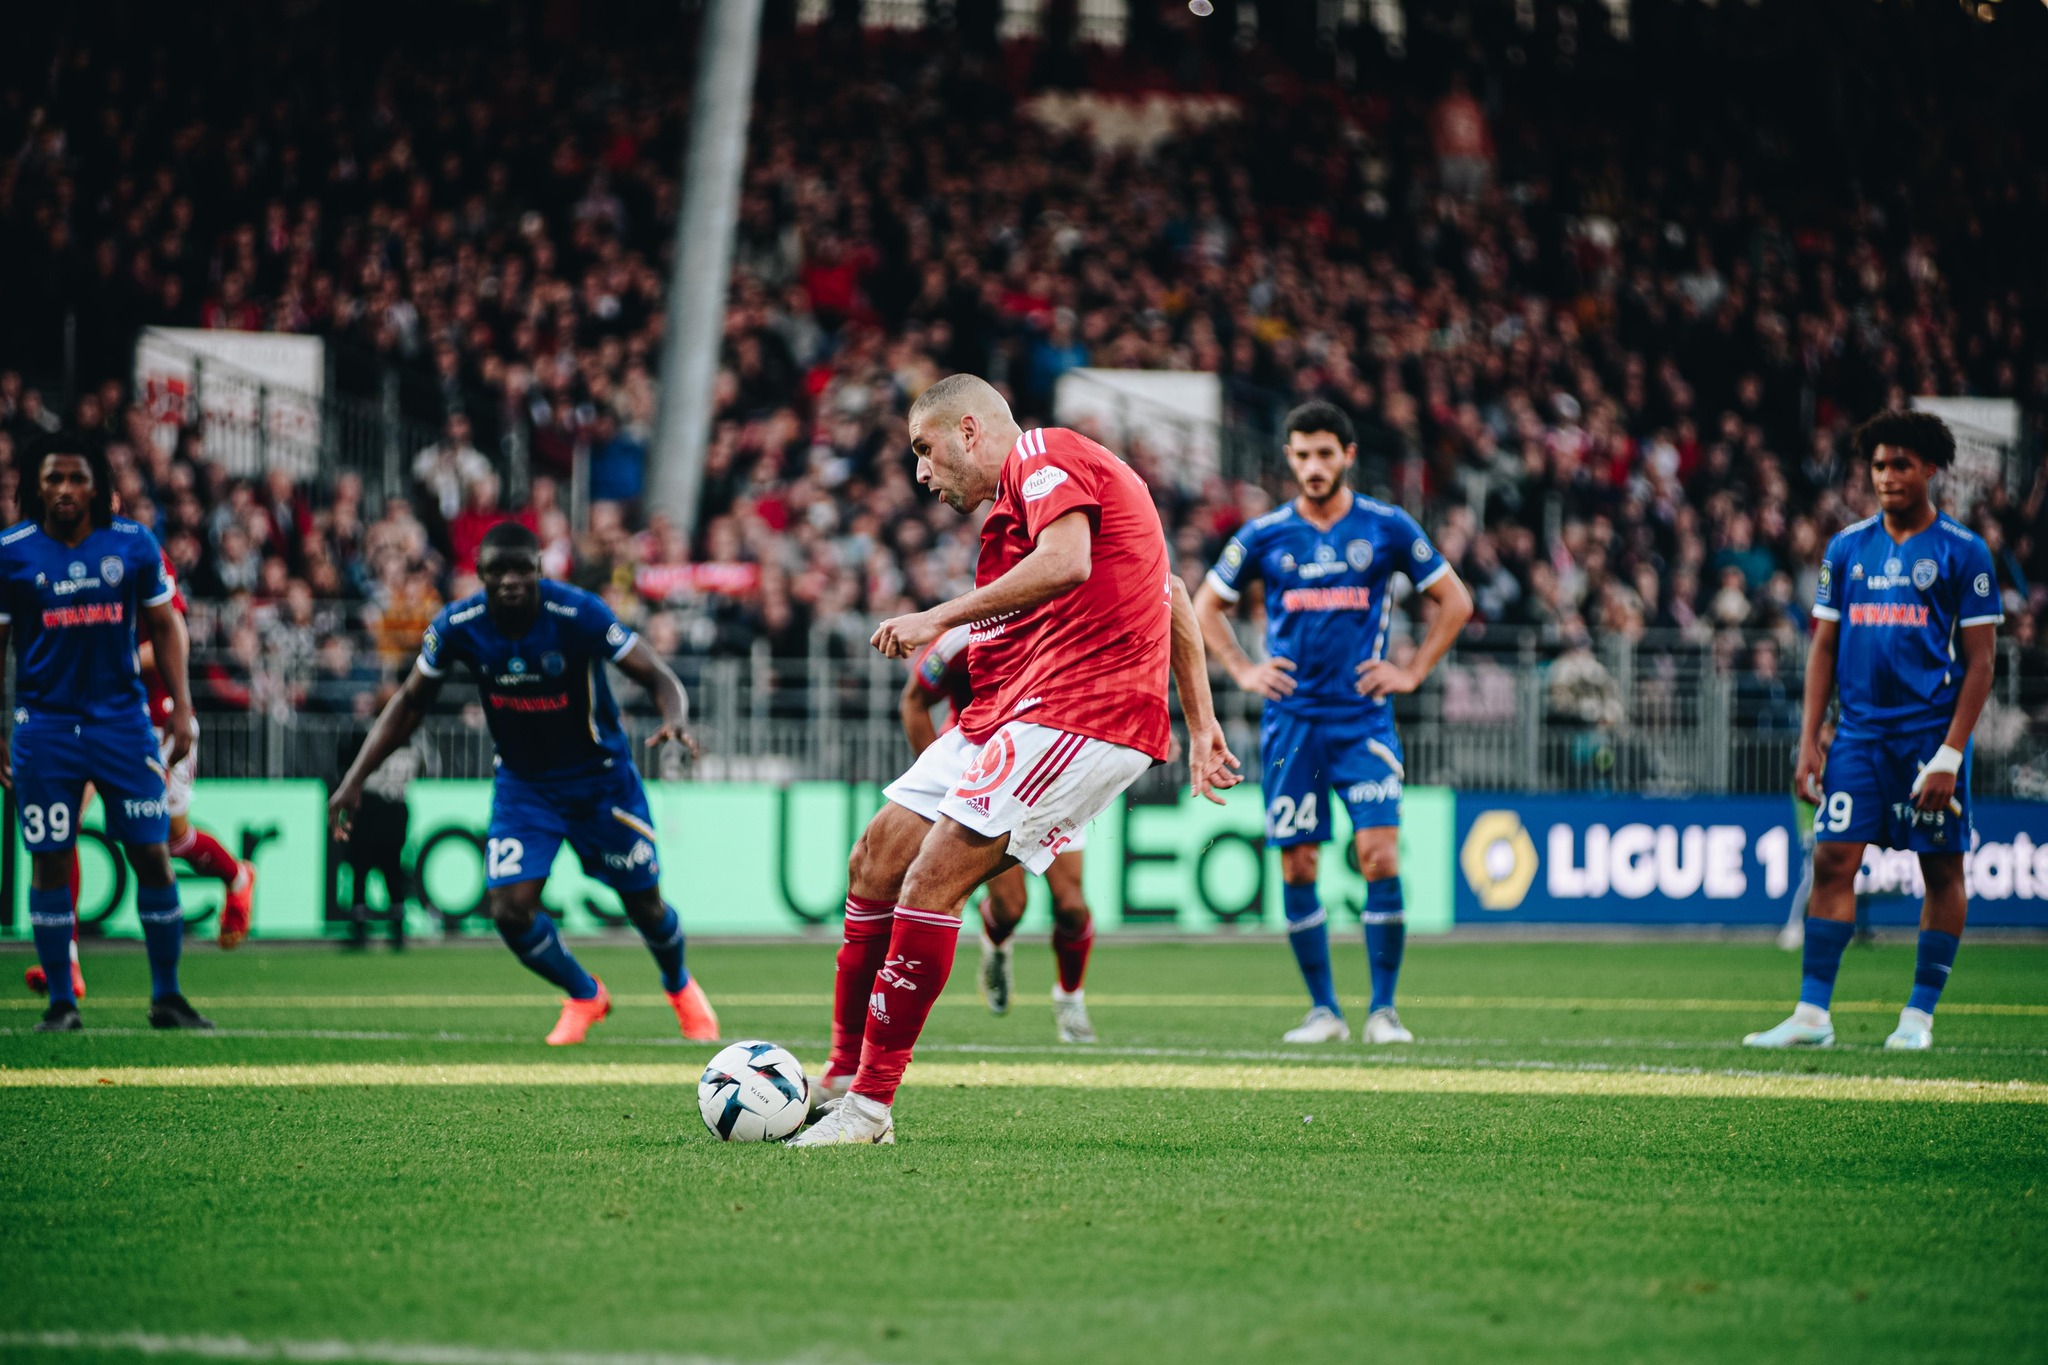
[
  {"xmin": 1912, "ymin": 622, "xmax": 1995, "ymax": 814},
  {"xmin": 1170, "ymin": 576, "xmax": 1241, "ymax": 805},
  {"xmin": 612, "ymin": 637, "xmax": 700, "ymax": 761},
  {"xmin": 1193, "ymin": 576, "xmax": 1296, "ymax": 700},
  {"xmin": 1357, "ymin": 569, "xmax": 1474, "ymax": 697},
  {"xmin": 871, "ymin": 512, "xmax": 1092, "ymax": 659},
  {"xmin": 0, "ymin": 620, "xmax": 11, "ymax": 789},
  {"xmin": 900, "ymin": 671, "xmax": 941, "ymax": 757},
  {"xmin": 1794, "ymin": 617, "xmax": 1839, "ymax": 805},
  {"xmin": 329, "ymin": 663, "xmax": 443, "ymax": 838},
  {"xmin": 142, "ymin": 598, "xmax": 196, "ymax": 769}
]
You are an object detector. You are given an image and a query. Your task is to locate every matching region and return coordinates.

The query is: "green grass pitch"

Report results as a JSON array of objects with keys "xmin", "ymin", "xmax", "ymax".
[{"xmin": 2, "ymin": 937, "xmax": 2045, "ymax": 1365}]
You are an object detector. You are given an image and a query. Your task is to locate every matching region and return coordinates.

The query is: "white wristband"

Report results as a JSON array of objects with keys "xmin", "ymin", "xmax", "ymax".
[{"xmin": 1924, "ymin": 744, "xmax": 1964, "ymax": 778}]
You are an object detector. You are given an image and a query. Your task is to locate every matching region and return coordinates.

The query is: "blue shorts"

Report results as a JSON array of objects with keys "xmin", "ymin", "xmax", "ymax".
[
  {"xmin": 1260, "ymin": 707, "xmax": 1405, "ymax": 848},
  {"xmin": 1817, "ymin": 725, "xmax": 1972, "ymax": 854},
  {"xmin": 12, "ymin": 709, "xmax": 170, "ymax": 852},
  {"xmin": 486, "ymin": 762, "xmax": 662, "ymax": 892}
]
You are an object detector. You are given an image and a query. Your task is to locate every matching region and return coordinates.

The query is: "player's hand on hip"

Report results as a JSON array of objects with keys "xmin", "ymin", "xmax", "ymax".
[
  {"xmin": 1186, "ymin": 719, "xmax": 1243, "ymax": 806},
  {"xmin": 1354, "ymin": 659, "xmax": 1419, "ymax": 698},
  {"xmin": 871, "ymin": 610, "xmax": 941, "ymax": 659},
  {"xmin": 647, "ymin": 721, "xmax": 700, "ymax": 762},
  {"xmin": 326, "ymin": 784, "xmax": 361, "ymax": 842},
  {"xmin": 1233, "ymin": 657, "xmax": 1296, "ymax": 699}
]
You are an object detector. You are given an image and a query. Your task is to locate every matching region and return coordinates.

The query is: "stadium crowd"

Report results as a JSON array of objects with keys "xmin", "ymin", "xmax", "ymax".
[{"xmin": 0, "ymin": 2, "xmax": 2044, "ymax": 742}]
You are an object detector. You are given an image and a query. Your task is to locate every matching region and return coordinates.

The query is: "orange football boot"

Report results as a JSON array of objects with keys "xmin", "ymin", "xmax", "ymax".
[
  {"xmin": 24, "ymin": 942, "xmax": 86, "ymax": 999},
  {"xmin": 544, "ymin": 977, "xmax": 612, "ymax": 1045},
  {"xmin": 667, "ymin": 978, "xmax": 721, "ymax": 1041},
  {"xmin": 219, "ymin": 863, "xmax": 256, "ymax": 948}
]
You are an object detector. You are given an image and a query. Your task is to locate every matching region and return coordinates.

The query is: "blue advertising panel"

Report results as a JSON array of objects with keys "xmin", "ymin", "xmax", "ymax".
[{"xmin": 1454, "ymin": 796, "xmax": 2048, "ymax": 927}]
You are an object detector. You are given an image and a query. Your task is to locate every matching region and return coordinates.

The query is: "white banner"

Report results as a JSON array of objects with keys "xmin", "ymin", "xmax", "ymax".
[{"xmin": 134, "ymin": 327, "xmax": 325, "ymax": 478}]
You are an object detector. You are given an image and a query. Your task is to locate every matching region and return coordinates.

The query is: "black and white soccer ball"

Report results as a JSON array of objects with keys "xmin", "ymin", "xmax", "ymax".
[{"xmin": 698, "ymin": 1041, "xmax": 810, "ymax": 1142}]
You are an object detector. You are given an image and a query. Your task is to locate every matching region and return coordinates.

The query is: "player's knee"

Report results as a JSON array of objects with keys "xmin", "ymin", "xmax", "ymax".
[
  {"xmin": 124, "ymin": 843, "xmax": 175, "ymax": 888},
  {"xmin": 1280, "ymin": 845, "xmax": 1319, "ymax": 885},
  {"xmin": 29, "ymin": 852, "xmax": 73, "ymax": 892},
  {"xmin": 618, "ymin": 887, "xmax": 666, "ymax": 928},
  {"xmin": 1813, "ymin": 842, "xmax": 1862, "ymax": 887},
  {"xmin": 488, "ymin": 885, "xmax": 541, "ymax": 933},
  {"xmin": 1051, "ymin": 896, "xmax": 1091, "ymax": 933},
  {"xmin": 1357, "ymin": 844, "xmax": 1399, "ymax": 881},
  {"xmin": 1920, "ymin": 854, "xmax": 1965, "ymax": 897}
]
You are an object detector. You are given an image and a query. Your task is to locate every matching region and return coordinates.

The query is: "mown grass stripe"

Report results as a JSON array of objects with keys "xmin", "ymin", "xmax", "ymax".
[
  {"xmin": 3, "ymin": 993, "xmax": 2041, "ymax": 1016},
  {"xmin": 2, "ymin": 1059, "xmax": 2041, "ymax": 1104},
  {"xmin": 0, "ymin": 1330, "xmax": 752, "ymax": 1365}
]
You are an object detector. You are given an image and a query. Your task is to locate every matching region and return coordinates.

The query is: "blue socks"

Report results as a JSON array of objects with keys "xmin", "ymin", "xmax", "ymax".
[
  {"xmin": 1364, "ymin": 878, "xmax": 1406, "ymax": 1013},
  {"xmin": 136, "ymin": 882, "xmax": 184, "ymax": 1000},
  {"xmin": 1908, "ymin": 930, "xmax": 1960, "ymax": 1016},
  {"xmin": 1798, "ymin": 917, "xmax": 1856, "ymax": 1011},
  {"xmin": 499, "ymin": 913, "xmax": 600, "ymax": 1000},
  {"xmin": 1281, "ymin": 882, "xmax": 1339, "ymax": 1014},
  {"xmin": 640, "ymin": 904, "xmax": 690, "ymax": 993},
  {"xmin": 29, "ymin": 886, "xmax": 75, "ymax": 1007}
]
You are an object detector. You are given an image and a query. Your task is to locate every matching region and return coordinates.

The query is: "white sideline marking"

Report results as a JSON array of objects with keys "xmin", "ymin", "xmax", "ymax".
[
  {"xmin": 8, "ymin": 1024, "xmax": 2048, "ymax": 1063},
  {"xmin": 3, "ymin": 992, "xmax": 2041, "ymax": 1016},
  {"xmin": 1, "ymin": 1059, "xmax": 2041, "ymax": 1104},
  {"xmin": 0, "ymin": 1331, "xmax": 771, "ymax": 1365}
]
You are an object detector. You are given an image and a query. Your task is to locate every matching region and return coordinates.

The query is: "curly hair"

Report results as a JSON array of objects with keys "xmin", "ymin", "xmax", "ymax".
[
  {"xmin": 16, "ymin": 429, "xmax": 115, "ymax": 528},
  {"xmin": 1852, "ymin": 409, "xmax": 1955, "ymax": 469}
]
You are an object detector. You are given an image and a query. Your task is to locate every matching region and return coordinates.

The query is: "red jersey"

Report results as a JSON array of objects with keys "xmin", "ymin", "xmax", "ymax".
[
  {"xmin": 908, "ymin": 624, "xmax": 974, "ymax": 733},
  {"xmin": 143, "ymin": 551, "xmax": 189, "ymax": 728},
  {"xmin": 958, "ymin": 428, "xmax": 1171, "ymax": 761}
]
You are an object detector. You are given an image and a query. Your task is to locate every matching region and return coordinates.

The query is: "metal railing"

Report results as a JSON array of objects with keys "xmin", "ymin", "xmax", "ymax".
[{"xmin": 180, "ymin": 622, "xmax": 2042, "ymax": 798}]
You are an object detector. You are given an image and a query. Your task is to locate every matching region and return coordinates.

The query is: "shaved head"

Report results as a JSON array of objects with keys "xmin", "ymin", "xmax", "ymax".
[
  {"xmin": 906, "ymin": 373, "xmax": 1021, "ymax": 514},
  {"xmin": 908, "ymin": 373, "xmax": 1012, "ymax": 432}
]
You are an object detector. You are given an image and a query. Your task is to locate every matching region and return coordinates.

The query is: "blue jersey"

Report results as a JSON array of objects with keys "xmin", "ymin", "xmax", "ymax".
[
  {"xmin": 1205, "ymin": 496, "xmax": 1449, "ymax": 720},
  {"xmin": 420, "ymin": 581, "xmax": 640, "ymax": 780},
  {"xmin": 0, "ymin": 517, "xmax": 177, "ymax": 721},
  {"xmin": 1811, "ymin": 511, "xmax": 2002, "ymax": 740}
]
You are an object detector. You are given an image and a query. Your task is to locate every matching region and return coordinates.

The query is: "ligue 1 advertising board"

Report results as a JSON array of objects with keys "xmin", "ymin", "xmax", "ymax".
[
  {"xmin": 1453, "ymin": 796, "xmax": 2048, "ymax": 927},
  {"xmin": 7, "ymin": 782, "xmax": 2044, "ymax": 937}
]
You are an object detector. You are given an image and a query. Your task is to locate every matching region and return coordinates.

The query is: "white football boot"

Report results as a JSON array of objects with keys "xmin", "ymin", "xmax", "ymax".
[
  {"xmin": 1776, "ymin": 919, "xmax": 1804, "ymax": 952},
  {"xmin": 1283, "ymin": 1006, "xmax": 1350, "ymax": 1043},
  {"xmin": 1883, "ymin": 1007, "xmax": 1934, "ymax": 1051},
  {"xmin": 1743, "ymin": 1003, "xmax": 1835, "ymax": 1049},
  {"xmin": 978, "ymin": 934, "xmax": 1014, "ymax": 1016},
  {"xmin": 1363, "ymin": 1007, "xmax": 1414, "ymax": 1044},
  {"xmin": 788, "ymin": 1090, "xmax": 895, "ymax": 1146},
  {"xmin": 1052, "ymin": 985, "xmax": 1097, "ymax": 1044},
  {"xmin": 807, "ymin": 1068, "xmax": 854, "ymax": 1119}
]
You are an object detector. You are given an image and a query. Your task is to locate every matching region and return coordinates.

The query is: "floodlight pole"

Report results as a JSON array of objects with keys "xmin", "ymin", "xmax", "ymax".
[{"xmin": 650, "ymin": 0, "xmax": 764, "ymax": 539}]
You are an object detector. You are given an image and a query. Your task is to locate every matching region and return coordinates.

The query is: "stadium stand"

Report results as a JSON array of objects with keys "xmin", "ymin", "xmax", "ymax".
[{"xmin": 0, "ymin": 0, "xmax": 2042, "ymax": 792}]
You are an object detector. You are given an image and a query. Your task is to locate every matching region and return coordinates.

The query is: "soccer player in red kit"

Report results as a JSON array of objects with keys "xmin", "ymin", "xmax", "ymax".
[
  {"xmin": 793, "ymin": 374, "xmax": 1240, "ymax": 1146},
  {"xmin": 902, "ymin": 623, "xmax": 1097, "ymax": 1041},
  {"xmin": 23, "ymin": 552, "xmax": 253, "ymax": 1000}
]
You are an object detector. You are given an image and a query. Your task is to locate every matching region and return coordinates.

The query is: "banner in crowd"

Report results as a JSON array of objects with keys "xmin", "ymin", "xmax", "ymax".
[
  {"xmin": 133, "ymin": 326, "xmax": 326, "ymax": 477},
  {"xmin": 6, "ymin": 781, "xmax": 1455, "ymax": 940},
  {"xmin": 11, "ymin": 782, "xmax": 2042, "ymax": 937},
  {"xmin": 1453, "ymin": 796, "xmax": 2048, "ymax": 926}
]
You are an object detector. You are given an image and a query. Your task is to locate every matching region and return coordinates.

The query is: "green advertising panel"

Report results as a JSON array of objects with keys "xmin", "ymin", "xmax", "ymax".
[{"xmin": 9, "ymin": 780, "xmax": 1455, "ymax": 939}]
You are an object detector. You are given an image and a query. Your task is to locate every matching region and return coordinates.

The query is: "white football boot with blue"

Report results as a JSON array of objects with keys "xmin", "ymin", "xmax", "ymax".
[
  {"xmin": 1883, "ymin": 1007, "xmax": 1934, "ymax": 1051},
  {"xmin": 1743, "ymin": 1002, "xmax": 1835, "ymax": 1049},
  {"xmin": 1284, "ymin": 1006, "xmax": 1350, "ymax": 1043}
]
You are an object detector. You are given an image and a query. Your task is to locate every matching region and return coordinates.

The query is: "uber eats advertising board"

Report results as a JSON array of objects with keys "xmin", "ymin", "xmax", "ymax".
[{"xmin": 8, "ymin": 781, "xmax": 2044, "ymax": 937}]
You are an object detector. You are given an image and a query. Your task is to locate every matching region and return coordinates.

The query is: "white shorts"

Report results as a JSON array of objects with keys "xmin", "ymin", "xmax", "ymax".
[
  {"xmin": 883, "ymin": 721, "xmax": 1151, "ymax": 876},
  {"xmin": 156, "ymin": 722, "xmax": 197, "ymax": 819}
]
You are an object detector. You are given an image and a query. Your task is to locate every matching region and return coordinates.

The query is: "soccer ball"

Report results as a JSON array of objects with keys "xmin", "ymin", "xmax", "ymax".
[{"xmin": 698, "ymin": 1041, "xmax": 810, "ymax": 1142}]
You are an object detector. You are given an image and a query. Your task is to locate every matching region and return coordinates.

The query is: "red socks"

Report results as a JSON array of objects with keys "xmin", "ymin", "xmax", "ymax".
[
  {"xmin": 853, "ymin": 906, "xmax": 961, "ymax": 1105},
  {"xmin": 169, "ymin": 827, "xmax": 241, "ymax": 883},
  {"xmin": 827, "ymin": 895, "xmax": 895, "ymax": 1079},
  {"xmin": 1052, "ymin": 918, "xmax": 1094, "ymax": 993}
]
